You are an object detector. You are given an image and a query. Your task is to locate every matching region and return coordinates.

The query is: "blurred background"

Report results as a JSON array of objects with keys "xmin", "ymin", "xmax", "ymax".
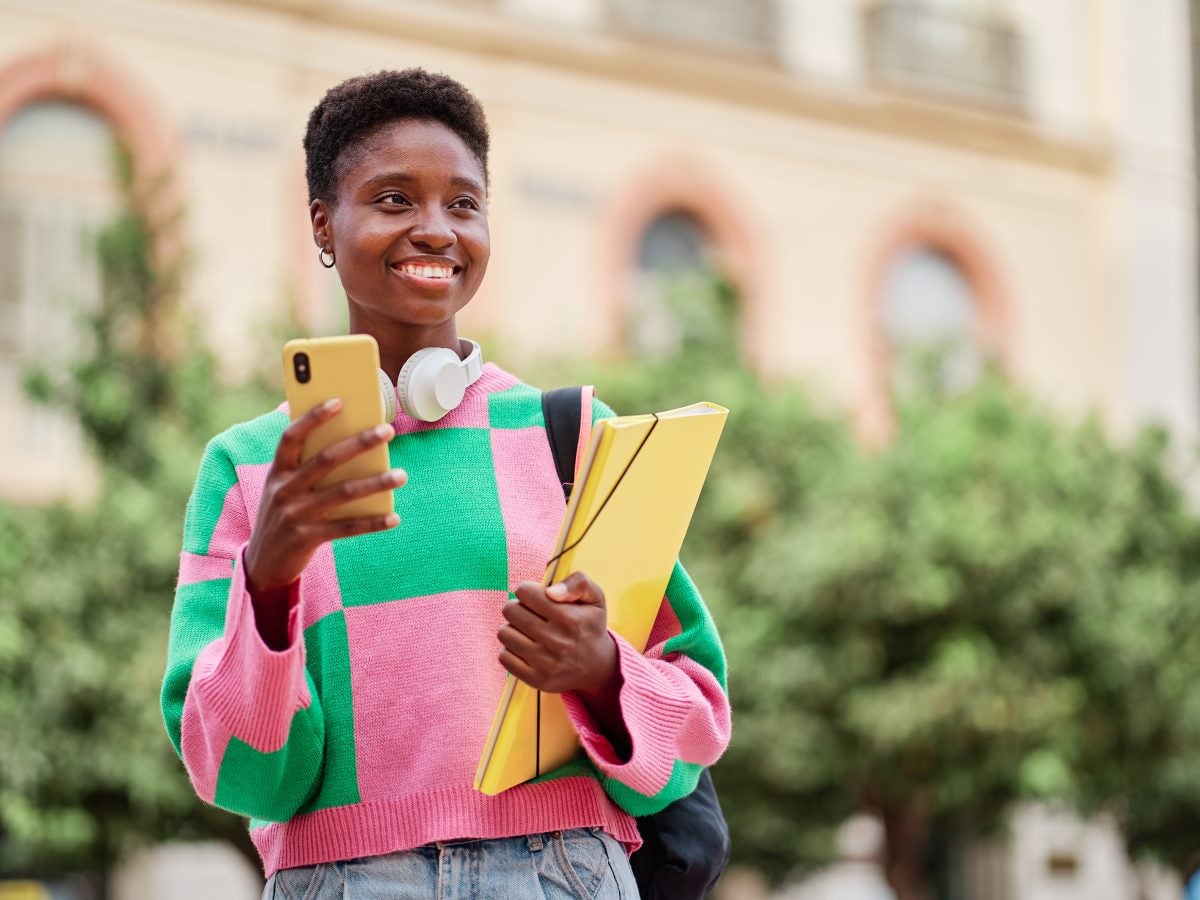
[{"xmin": 1, "ymin": 0, "xmax": 1199, "ymax": 898}]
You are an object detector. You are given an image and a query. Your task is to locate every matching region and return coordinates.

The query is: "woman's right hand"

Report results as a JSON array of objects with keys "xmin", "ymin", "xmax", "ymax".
[{"xmin": 244, "ymin": 399, "xmax": 406, "ymax": 599}]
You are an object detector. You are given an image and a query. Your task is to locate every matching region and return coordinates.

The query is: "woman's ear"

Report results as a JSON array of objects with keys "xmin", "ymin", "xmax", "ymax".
[{"xmin": 310, "ymin": 198, "xmax": 331, "ymax": 250}]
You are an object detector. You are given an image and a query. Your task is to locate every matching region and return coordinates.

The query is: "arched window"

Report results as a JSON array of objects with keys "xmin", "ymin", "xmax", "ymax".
[
  {"xmin": 628, "ymin": 210, "xmax": 725, "ymax": 355},
  {"xmin": 0, "ymin": 101, "xmax": 118, "ymax": 496},
  {"xmin": 879, "ymin": 246, "xmax": 982, "ymax": 396},
  {"xmin": 638, "ymin": 211, "xmax": 710, "ymax": 272}
]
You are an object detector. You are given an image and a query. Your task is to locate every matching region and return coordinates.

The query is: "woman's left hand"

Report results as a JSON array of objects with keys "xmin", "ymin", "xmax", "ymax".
[{"xmin": 499, "ymin": 571, "xmax": 619, "ymax": 697}]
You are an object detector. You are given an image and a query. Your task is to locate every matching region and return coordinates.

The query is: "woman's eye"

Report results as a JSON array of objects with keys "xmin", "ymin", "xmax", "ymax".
[
  {"xmin": 450, "ymin": 197, "xmax": 480, "ymax": 210},
  {"xmin": 380, "ymin": 193, "xmax": 412, "ymax": 206}
]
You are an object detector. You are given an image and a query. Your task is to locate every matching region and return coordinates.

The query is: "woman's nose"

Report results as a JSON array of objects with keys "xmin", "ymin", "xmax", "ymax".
[{"xmin": 409, "ymin": 206, "xmax": 456, "ymax": 250}]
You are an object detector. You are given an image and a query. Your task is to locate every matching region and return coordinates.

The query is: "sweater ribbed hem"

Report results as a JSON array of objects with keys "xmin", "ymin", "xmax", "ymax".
[
  {"xmin": 250, "ymin": 778, "xmax": 641, "ymax": 877},
  {"xmin": 201, "ymin": 551, "xmax": 310, "ymax": 752},
  {"xmin": 563, "ymin": 633, "xmax": 693, "ymax": 797}
]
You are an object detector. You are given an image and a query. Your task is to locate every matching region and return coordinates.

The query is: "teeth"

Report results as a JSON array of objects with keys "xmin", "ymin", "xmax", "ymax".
[{"xmin": 402, "ymin": 263, "xmax": 453, "ymax": 279}]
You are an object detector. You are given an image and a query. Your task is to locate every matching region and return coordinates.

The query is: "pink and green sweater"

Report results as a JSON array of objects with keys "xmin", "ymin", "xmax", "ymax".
[{"xmin": 160, "ymin": 363, "xmax": 731, "ymax": 877}]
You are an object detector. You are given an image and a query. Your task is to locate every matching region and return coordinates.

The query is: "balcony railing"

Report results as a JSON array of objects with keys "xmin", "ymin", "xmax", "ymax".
[
  {"xmin": 865, "ymin": 1, "xmax": 1024, "ymax": 109},
  {"xmin": 610, "ymin": 0, "xmax": 776, "ymax": 57}
]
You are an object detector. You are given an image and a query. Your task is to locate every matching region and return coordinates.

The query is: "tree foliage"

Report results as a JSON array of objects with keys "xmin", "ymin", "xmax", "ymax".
[
  {"xmin": 0, "ymin": 154, "xmax": 268, "ymax": 875},
  {"xmin": 567, "ymin": 278, "xmax": 1200, "ymax": 897}
]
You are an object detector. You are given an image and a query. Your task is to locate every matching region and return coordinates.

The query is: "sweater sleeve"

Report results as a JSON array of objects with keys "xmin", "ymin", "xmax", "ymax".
[
  {"xmin": 161, "ymin": 434, "xmax": 326, "ymax": 823},
  {"xmin": 562, "ymin": 560, "xmax": 731, "ymax": 817}
]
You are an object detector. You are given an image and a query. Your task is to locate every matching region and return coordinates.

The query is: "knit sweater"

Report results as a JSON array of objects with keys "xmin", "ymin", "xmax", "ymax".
[{"xmin": 160, "ymin": 363, "xmax": 731, "ymax": 877}]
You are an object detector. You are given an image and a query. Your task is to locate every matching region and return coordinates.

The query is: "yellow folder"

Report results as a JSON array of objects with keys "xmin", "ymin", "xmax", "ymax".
[{"xmin": 474, "ymin": 401, "xmax": 729, "ymax": 795}]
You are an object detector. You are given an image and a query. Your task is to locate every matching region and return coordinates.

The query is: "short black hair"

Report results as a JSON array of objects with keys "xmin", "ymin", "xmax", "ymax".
[{"xmin": 303, "ymin": 68, "xmax": 489, "ymax": 204}]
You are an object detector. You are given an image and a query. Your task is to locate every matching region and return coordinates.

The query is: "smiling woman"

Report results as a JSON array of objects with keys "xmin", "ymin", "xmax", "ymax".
[
  {"xmin": 160, "ymin": 69, "xmax": 731, "ymax": 900},
  {"xmin": 309, "ymin": 117, "xmax": 490, "ymax": 372}
]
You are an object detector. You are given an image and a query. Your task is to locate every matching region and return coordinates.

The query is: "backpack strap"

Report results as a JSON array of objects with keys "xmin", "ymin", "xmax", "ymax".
[
  {"xmin": 542, "ymin": 385, "xmax": 730, "ymax": 899},
  {"xmin": 541, "ymin": 385, "xmax": 594, "ymax": 500}
]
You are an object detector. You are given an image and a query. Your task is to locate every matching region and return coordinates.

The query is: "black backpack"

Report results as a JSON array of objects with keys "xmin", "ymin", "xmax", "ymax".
[{"xmin": 541, "ymin": 386, "xmax": 731, "ymax": 899}]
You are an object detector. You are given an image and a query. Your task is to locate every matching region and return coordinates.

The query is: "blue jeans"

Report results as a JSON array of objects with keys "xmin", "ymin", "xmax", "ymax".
[{"xmin": 263, "ymin": 828, "xmax": 639, "ymax": 899}]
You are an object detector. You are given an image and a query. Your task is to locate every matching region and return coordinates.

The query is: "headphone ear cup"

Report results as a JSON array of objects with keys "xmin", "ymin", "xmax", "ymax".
[
  {"xmin": 394, "ymin": 348, "xmax": 431, "ymax": 420},
  {"xmin": 377, "ymin": 368, "xmax": 398, "ymax": 423},
  {"xmin": 397, "ymin": 346, "xmax": 464, "ymax": 422},
  {"xmin": 394, "ymin": 341, "xmax": 483, "ymax": 423}
]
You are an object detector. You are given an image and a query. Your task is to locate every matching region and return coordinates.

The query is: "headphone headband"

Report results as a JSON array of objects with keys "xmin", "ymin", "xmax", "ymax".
[{"xmin": 458, "ymin": 338, "xmax": 484, "ymax": 385}]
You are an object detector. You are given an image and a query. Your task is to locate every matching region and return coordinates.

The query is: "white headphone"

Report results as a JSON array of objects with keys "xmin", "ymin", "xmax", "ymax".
[{"xmin": 378, "ymin": 338, "xmax": 484, "ymax": 423}]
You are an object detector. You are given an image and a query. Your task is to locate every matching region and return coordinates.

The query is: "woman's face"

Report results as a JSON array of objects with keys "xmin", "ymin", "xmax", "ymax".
[{"xmin": 313, "ymin": 119, "xmax": 490, "ymax": 335}]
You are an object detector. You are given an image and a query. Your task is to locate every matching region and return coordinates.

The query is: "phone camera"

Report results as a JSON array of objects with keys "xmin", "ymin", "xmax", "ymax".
[{"xmin": 294, "ymin": 352, "xmax": 311, "ymax": 385}]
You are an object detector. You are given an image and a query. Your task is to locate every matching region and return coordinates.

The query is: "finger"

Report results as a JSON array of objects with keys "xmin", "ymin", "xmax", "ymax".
[
  {"xmin": 497, "ymin": 622, "xmax": 543, "ymax": 662},
  {"xmin": 502, "ymin": 599, "xmax": 553, "ymax": 642},
  {"xmin": 309, "ymin": 511, "xmax": 400, "ymax": 542},
  {"xmin": 498, "ymin": 649, "xmax": 544, "ymax": 689},
  {"xmin": 306, "ymin": 468, "xmax": 407, "ymax": 516},
  {"xmin": 513, "ymin": 586, "xmax": 583, "ymax": 634},
  {"xmin": 277, "ymin": 399, "xmax": 343, "ymax": 470},
  {"xmin": 294, "ymin": 423, "xmax": 395, "ymax": 491},
  {"xmin": 513, "ymin": 581, "xmax": 555, "ymax": 620},
  {"xmin": 545, "ymin": 571, "xmax": 605, "ymax": 606}
]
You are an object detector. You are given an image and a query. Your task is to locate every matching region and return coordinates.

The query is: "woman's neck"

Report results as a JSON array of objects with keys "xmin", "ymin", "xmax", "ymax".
[{"xmin": 347, "ymin": 311, "xmax": 461, "ymax": 381}]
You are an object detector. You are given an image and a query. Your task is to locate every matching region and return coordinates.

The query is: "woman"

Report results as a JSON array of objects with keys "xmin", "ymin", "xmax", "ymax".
[{"xmin": 161, "ymin": 68, "xmax": 731, "ymax": 899}]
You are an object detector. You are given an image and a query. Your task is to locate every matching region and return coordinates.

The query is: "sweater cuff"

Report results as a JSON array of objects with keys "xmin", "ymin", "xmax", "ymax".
[
  {"xmin": 562, "ymin": 632, "xmax": 693, "ymax": 798},
  {"xmin": 196, "ymin": 548, "xmax": 310, "ymax": 753}
]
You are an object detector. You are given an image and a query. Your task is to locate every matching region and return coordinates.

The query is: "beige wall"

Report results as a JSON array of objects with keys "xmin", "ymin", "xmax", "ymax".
[{"xmin": 0, "ymin": 0, "xmax": 1192, "ymax": 500}]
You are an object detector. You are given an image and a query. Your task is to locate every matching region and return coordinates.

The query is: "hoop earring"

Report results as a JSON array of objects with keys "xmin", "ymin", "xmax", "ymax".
[{"xmin": 319, "ymin": 248, "xmax": 336, "ymax": 269}]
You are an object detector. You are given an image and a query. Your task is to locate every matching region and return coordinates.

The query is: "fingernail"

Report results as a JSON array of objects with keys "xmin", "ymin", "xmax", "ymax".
[
  {"xmin": 546, "ymin": 583, "xmax": 567, "ymax": 599},
  {"xmin": 385, "ymin": 513, "xmax": 400, "ymax": 527},
  {"xmin": 376, "ymin": 424, "xmax": 394, "ymax": 440},
  {"xmin": 322, "ymin": 398, "xmax": 341, "ymax": 411},
  {"xmin": 390, "ymin": 468, "xmax": 407, "ymax": 485}
]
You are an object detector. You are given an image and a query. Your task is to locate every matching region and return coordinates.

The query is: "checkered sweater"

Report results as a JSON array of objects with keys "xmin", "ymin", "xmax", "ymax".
[{"xmin": 160, "ymin": 363, "xmax": 731, "ymax": 877}]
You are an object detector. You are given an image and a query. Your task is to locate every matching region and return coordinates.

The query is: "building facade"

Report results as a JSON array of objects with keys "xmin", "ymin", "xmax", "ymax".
[{"xmin": 1, "ymin": 0, "xmax": 1195, "ymax": 499}]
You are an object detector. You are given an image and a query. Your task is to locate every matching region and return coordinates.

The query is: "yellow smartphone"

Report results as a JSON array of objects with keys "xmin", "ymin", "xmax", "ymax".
[{"xmin": 282, "ymin": 334, "xmax": 393, "ymax": 519}]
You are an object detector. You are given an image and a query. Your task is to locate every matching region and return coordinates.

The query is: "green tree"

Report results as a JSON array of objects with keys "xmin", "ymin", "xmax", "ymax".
[
  {"xmin": 1075, "ymin": 483, "xmax": 1200, "ymax": 885},
  {"xmin": 0, "ymin": 153, "xmax": 269, "ymax": 876},
  {"xmin": 569, "ymin": 278, "xmax": 1200, "ymax": 900}
]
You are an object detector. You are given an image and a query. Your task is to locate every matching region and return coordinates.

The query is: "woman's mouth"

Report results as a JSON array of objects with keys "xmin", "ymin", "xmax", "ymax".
[{"xmin": 391, "ymin": 261, "xmax": 461, "ymax": 288}]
